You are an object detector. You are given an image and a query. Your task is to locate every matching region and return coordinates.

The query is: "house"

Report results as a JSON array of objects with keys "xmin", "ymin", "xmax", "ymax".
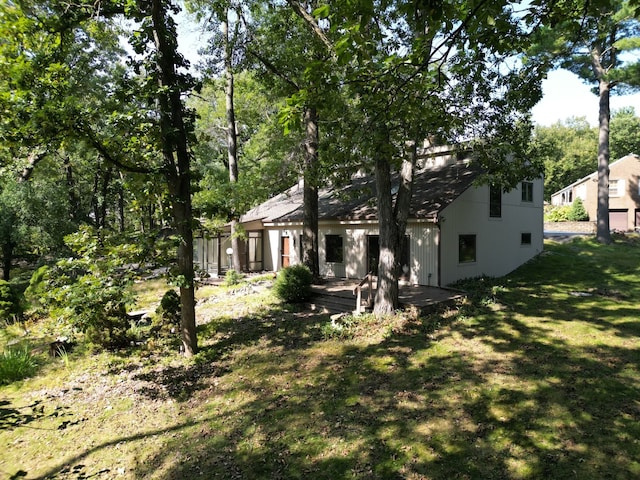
[
  {"xmin": 550, "ymin": 154, "xmax": 640, "ymax": 231},
  {"xmin": 194, "ymin": 148, "xmax": 544, "ymax": 287}
]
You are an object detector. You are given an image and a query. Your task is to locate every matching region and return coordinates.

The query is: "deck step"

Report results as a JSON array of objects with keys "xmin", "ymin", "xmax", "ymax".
[{"xmin": 307, "ymin": 292, "xmax": 370, "ymax": 315}]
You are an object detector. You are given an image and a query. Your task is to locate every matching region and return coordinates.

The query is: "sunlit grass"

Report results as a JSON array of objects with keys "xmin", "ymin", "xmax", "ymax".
[{"xmin": 1, "ymin": 237, "xmax": 639, "ymax": 479}]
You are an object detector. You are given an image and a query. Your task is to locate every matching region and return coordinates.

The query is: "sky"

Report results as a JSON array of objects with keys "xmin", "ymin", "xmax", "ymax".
[
  {"xmin": 176, "ymin": 13, "xmax": 640, "ymax": 129},
  {"xmin": 531, "ymin": 69, "xmax": 640, "ymax": 126}
]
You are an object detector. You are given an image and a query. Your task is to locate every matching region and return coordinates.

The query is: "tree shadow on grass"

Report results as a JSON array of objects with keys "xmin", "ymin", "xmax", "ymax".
[
  {"xmin": 28, "ymin": 238, "xmax": 640, "ymax": 479},
  {"xmin": 128, "ymin": 304, "xmax": 328, "ymax": 402},
  {"xmin": 128, "ymin": 242, "xmax": 639, "ymax": 479},
  {"xmin": 0, "ymin": 399, "xmax": 62, "ymax": 431}
]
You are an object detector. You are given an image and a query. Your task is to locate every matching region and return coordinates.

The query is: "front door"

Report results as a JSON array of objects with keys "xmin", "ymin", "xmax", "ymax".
[
  {"xmin": 367, "ymin": 235, "xmax": 379, "ymax": 275},
  {"xmin": 281, "ymin": 236, "xmax": 290, "ymax": 268},
  {"xmin": 367, "ymin": 235, "xmax": 410, "ymax": 279}
]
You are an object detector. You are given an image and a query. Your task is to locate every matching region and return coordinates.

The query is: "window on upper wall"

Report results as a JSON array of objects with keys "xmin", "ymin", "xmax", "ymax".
[
  {"xmin": 489, "ymin": 185, "xmax": 502, "ymax": 218},
  {"xmin": 521, "ymin": 232, "xmax": 532, "ymax": 245},
  {"xmin": 325, "ymin": 234, "xmax": 343, "ymax": 263},
  {"xmin": 609, "ymin": 179, "xmax": 623, "ymax": 197},
  {"xmin": 521, "ymin": 181, "xmax": 533, "ymax": 202},
  {"xmin": 458, "ymin": 234, "xmax": 476, "ymax": 263}
]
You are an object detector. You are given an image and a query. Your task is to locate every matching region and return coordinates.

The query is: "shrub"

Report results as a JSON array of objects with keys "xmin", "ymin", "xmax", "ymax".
[
  {"xmin": 544, "ymin": 205, "xmax": 571, "ymax": 222},
  {"xmin": 0, "ymin": 345, "xmax": 38, "ymax": 385},
  {"xmin": 273, "ymin": 264, "xmax": 313, "ymax": 303},
  {"xmin": 224, "ymin": 269, "xmax": 244, "ymax": 286},
  {"xmin": 32, "ymin": 227, "xmax": 138, "ymax": 351},
  {"xmin": 0, "ymin": 280, "xmax": 23, "ymax": 322},
  {"xmin": 152, "ymin": 289, "xmax": 182, "ymax": 338},
  {"xmin": 321, "ymin": 316, "xmax": 356, "ymax": 340},
  {"xmin": 567, "ymin": 197, "xmax": 589, "ymax": 221}
]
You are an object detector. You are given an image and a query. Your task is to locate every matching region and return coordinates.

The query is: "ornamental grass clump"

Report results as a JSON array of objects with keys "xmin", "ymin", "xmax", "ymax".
[
  {"xmin": 0, "ymin": 345, "xmax": 38, "ymax": 385},
  {"xmin": 273, "ymin": 264, "xmax": 313, "ymax": 303}
]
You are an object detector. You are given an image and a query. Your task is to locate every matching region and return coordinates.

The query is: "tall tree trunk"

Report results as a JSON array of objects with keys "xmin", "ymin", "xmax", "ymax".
[
  {"xmin": 596, "ymin": 78, "xmax": 612, "ymax": 244},
  {"xmin": 223, "ymin": 13, "xmax": 241, "ymax": 272},
  {"xmin": 117, "ymin": 172, "xmax": 125, "ymax": 232},
  {"xmin": 1, "ymin": 242, "xmax": 13, "ymax": 281},
  {"xmin": 151, "ymin": 0, "xmax": 197, "ymax": 356},
  {"xmin": 302, "ymin": 106, "xmax": 319, "ymax": 279},
  {"xmin": 373, "ymin": 154, "xmax": 399, "ymax": 314},
  {"xmin": 373, "ymin": 139, "xmax": 417, "ymax": 316},
  {"xmin": 99, "ymin": 165, "xmax": 113, "ymax": 230},
  {"xmin": 63, "ymin": 156, "xmax": 79, "ymax": 222}
]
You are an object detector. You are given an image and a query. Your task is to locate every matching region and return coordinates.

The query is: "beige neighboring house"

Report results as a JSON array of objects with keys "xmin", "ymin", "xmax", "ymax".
[
  {"xmin": 550, "ymin": 154, "xmax": 640, "ymax": 231},
  {"xmin": 195, "ymin": 148, "xmax": 544, "ymax": 287}
]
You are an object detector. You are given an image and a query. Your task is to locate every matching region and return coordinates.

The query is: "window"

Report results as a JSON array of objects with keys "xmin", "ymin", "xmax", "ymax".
[
  {"xmin": 521, "ymin": 181, "xmax": 533, "ymax": 202},
  {"xmin": 521, "ymin": 232, "xmax": 532, "ymax": 245},
  {"xmin": 325, "ymin": 234, "xmax": 343, "ymax": 263},
  {"xmin": 458, "ymin": 234, "xmax": 476, "ymax": 263},
  {"xmin": 489, "ymin": 185, "xmax": 502, "ymax": 218},
  {"xmin": 247, "ymin": 231, "xmax": 263, "ymax": 271},
  {"xmin": 609, "ymin": 179, "xmax": 622, "ymax": 197}
]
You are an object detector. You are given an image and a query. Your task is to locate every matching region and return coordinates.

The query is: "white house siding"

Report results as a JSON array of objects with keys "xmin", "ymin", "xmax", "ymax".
[
  {"xmin": 439, "ymin": 179, "xmax": 544, "ymax": 286},
  {"xmin": 319, "ymin": 226, "xmax": 347, "ymax": 278},
  {"xmin": 406, "ymin": 222, "xmax": 439, "ymax": 286},
  {"xmin": 316, "ymin": 221, "xmax": 439, "ymax": 286},
  {"xmin": 263, "ymin": 225, "xmax": 302, "ymax": 272}
]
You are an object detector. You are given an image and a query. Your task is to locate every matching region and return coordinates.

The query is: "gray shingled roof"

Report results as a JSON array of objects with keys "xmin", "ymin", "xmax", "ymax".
[{"xmin": 240, "ymin": 162, "xmax": 481, "ymax": 224}]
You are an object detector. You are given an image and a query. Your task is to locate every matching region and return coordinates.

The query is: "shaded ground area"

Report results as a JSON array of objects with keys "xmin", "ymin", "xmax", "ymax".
[{"xmin": 1, "ymin": 238, "xmax": 639, "ymax": 479}]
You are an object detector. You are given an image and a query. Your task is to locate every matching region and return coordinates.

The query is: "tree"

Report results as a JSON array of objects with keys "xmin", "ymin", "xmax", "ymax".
[
  {"xmin": 292, "ymin": 1, "xmax": 548, "ymax": 314},
  {"xmin": 532, "ymin": 0, "xmax": 640, "ymax": 243},
  {"xmin": 610, "ymin": 106, "xmax": 640, "ymax": 159},
  {"xmin": 530, "ymin": 117, "xmax": 597, "ymax": 199},
  {"xmin": 234, "ymin": 0, "xmax": 334, "ymax": 279},
  {"xmin": 0, "ymin": 0, "xmax": 202, "ymax": 355}
]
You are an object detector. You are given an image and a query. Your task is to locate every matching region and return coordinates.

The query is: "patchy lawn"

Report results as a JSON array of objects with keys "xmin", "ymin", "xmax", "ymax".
[{"xmin": 1, "ymin": 237, "xmax": 639, "ymax": 479}]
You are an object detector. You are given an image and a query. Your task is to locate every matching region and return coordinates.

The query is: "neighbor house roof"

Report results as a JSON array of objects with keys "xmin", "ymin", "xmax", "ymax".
[
  {"xmin": 240, "ymin": 161, "xmax": 482, "ymax": 225},
  {"xmin": 550, "ymin": 154, "xmax": 640, "ymax": 197}
]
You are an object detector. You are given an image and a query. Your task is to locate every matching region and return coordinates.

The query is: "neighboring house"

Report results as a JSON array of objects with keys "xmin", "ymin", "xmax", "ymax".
[
  {"xmin": 195, "ymin": 148, "xmax": 544, "ymax": 287},
  {"xmin": 550, "ymin": 154, "xmax": 640, "ymax": 231}
]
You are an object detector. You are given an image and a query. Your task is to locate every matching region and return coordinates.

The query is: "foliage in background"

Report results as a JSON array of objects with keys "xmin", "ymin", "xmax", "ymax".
[
  {"xmin": 544, "ymin": 197, "xmax": 590, "ymax": 222},
  {"xmin": 610, "ymin": 106, "xmax": 640, "ymax": 159},
  {"xmin": 190, "ymin": 74, "xmax": 300, "ymax": 222},
  {"xmin": 545, "ymin": 204, "xmax": 572, "ymax": 222},
  {"xmin": 530, "ymin": 117, "xmax": 597, "ymax": 200},
  {"xmin": 273, "ymin": 264, "xmax": 313, "ymax": 303},
  {"xmin": 26, "ymin": 227, "xmax": 143, "ymax": 350},
  {"xmin": 0, "ymin": 280, "xmax": 24, "ymax": 322}
]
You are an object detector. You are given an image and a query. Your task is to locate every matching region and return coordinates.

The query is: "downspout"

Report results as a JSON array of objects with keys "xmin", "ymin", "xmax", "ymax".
[
  {"xmin": 436, "ymin": 214, "xmax": 441, "ymax": 287},
  {"xmin": 217, "ymin": 233, "xmax": 222, "ymax": 277}
]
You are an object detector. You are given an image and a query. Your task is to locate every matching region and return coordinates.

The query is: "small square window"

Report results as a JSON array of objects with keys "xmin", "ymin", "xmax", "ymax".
[
  {"xmin": 521, "ymin": 232, "xmax": 532, "ymax": 245},
  {"xmin": 459, "ymin": 234, "xmax": 476, "ymax": 263},
  {"xmin": 325, "ymin": 234, "xmax": 343, "ymax": 263},
  {"xmin": 521, "ymin": 182, "xmax": 533, "ymax": 202}
]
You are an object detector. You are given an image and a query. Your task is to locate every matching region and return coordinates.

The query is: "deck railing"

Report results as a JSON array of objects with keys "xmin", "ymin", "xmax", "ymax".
[{"xmin": 352, "ymin": 272, "xmax": 374, "ymax": 314}]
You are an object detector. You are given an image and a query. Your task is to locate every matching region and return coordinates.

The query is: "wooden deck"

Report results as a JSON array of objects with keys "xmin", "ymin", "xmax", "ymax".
[{"xmin": 310, "ymin": 278, "xmax": 465, "ymax": 313}]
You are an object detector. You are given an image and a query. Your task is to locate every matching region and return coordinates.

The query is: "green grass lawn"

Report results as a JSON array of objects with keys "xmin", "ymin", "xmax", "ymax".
[{"xmin": 1, "ymin": 237, "xmax": 639, "ymax": 479}]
